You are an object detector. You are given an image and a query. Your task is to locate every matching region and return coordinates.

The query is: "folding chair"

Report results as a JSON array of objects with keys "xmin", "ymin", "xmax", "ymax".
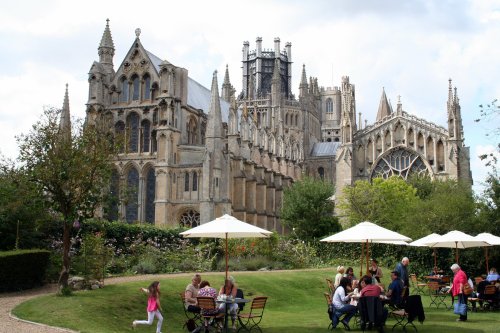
[
  {"xmin": 324, "ymin": 292, "xmax": 334, "ymax": 330},
  {"xmin": 237, "ymin": 296, "xmax": 268, "ymax": 333},
  {"xmin": 326, "ymin": 278, "xmax": 335, "ymax": 294},
  {"xmin": 481, "ymin": 284, "xmax": 499, "ymax": 310},
  {"xmin": 427, "ymin": 282, "xmax": 448, "ymax": 309},
  {"xmin": 390, "ymin": 295, "xmax": 425, "ymax": 332},
  {"xmin": 410, "ymin": 274, "xmax": 427, "ymax": 295},
  {"xmin": 180, "ymin": 292, "xmax": 202, "ymax": 330},
  {"xmin": 358, "ymin": 296, "xmax": 385, "ymax": 333},
  {"xmin": 197, "ymin": 296, "xmax": 225, "ymax": 332}
]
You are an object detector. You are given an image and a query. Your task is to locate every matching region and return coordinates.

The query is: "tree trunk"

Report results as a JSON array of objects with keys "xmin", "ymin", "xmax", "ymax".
[{"xmin": 58, "ymin": 221, "xmax": 71, "ymax": 289}]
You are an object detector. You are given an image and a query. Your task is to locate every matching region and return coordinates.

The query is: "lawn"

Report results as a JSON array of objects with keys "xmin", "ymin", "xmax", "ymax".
[{"xmin": 12, "ymin": 269, "xmax": 500, "ymax": 333}]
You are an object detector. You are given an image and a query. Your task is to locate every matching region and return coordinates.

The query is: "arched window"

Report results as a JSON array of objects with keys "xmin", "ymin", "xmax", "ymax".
[
  {"xmin": 371, "ymin": 147, "xmax": 429, "ymax": 180},
  {"xmin": 115, "ymin": 121, "xmax": 125, "ymax": 153},
  {"xmin": 187, "ymin": 117, "xmax": 198, "ymax": 144},
  {"xmin": 179, "ymin": 210, "xmax": 200, "ymax": 228},
  {"xmin": 184, "ymin": 172, "xmax": 190, "ymax": 191},
  {"xmin": 326, "ymin": 98, "xmax": 333, "ymax": 113},
  {"xmin": 132, "ymin": 75, "xmax": 140, "ymax": 101},
  {"xmin": 127, "ymin": 112, "xmax": 139, "ymax": 152},
  {"xmin": 145, "ymin": 168, "xmax": 155, "ymax": 223},
  {"xmin": 318, "ymin": 167, "xmax": 325, "ymax": 180},
  {"xmin": 192, "ymin": 172, "xmax": 198, "ymax": 191},
  {"xmin": 141, "ymin": 119, "xmax": 151, "ymax": 152},
  {"xmin": 120, "ymin": 77, "xmax": 128, "ymax": 102},
  {"xmin": 105, "ymin": 169, "xmax": 120, "ymax": 221},
  {"xmin": 125, "ymin": 168, "xmax": 139, "ymax": 223},
  {"xmin": 143, "ymin": 74, "xmax": 151, "ymax": 100}
]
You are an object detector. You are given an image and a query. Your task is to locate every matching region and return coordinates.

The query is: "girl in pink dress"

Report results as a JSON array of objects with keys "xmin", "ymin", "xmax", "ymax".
[{"xmin": 133, "ymin": 281, "xmax": 163, "ymax": 333}]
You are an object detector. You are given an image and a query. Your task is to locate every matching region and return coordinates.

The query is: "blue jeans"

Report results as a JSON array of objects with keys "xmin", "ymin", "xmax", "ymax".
[{"xmin": 332, "ymin": 304, "xmax": 357, "ymax": 327}]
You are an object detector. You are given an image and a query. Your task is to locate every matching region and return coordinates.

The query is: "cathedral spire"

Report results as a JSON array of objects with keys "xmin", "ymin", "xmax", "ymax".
[
  {"xmin": 221, "ymin": 65, "xmax": 233, "ymax": 102},
  {"xmin": 206, "ymin": 71, "xmax": 223, "ymax": 140},
  {"xmin": 447, "ymin": 79, "xmax": 463, "ymax": 140},
  {"xmin": 299, "ymin": 64, "xmax": 308, "ymax": 97},
  {"xmin": 271, "ymin": 58, "xmax": 281, "ymax": 104},
  {"xmin": 376, "ymin": 87, "xmax": 392, "ymax": 121},
  {"xmin": 98, "ymin": 19, "xmax": 115, "ymax": 74},
  {"xmin": 59, "ymin": 84, "xmax": 71, "ymax": 141}
]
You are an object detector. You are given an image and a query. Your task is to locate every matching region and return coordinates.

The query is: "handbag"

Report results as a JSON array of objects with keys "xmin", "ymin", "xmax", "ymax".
[
  {"xmin": 453, "ymin": 295, "xmax": 467, "ymax": 316},
  {"xmin": 463, "ymin": 283, "xmax": 473, "ymax": 296}
]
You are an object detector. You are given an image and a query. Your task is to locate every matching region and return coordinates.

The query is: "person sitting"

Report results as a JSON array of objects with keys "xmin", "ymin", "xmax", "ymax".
[
  {"xmin": 350, "ymin": 280, "xmax": 360, "ymax": 306},
  {"xmin": 386, "ymin": 271, "xmax": 404, "ymax": 308},
  {"xmin": 185, "ymin": 273, "xmax": 202, "ymax": 314},
  {"xmin": 218, "ymin": 276, "xmax": 239, "ymax": 330},
  {"xmin": 331, "ymin": 277, "xmax": 357, "ymax": 330},
  {"xmin": 359, "ymin": 275, "xmax": 388, "ymax": 328},
  {"xmin": 344, "ymin": 267, "xmax": 357, "ymax": 283},
  {"xmin": 487, "ymin": 268, "xmax": 499, "ymax": 282},
  {"xmin": 369, "ymin": 259, "xmax": 383, "ymax": 283},
  {"xmin": 334, "ymin": 266, "xmax": 346, "ymax": 289}
]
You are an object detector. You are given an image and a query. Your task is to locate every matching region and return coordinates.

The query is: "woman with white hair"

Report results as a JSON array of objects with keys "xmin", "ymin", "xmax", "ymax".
[
  {"xmin": 449, "ymin": 263, "xmax": 468, "ymax": 322},
  {"xmin": 334, "ymin": 266, "xmax": 346, "ymax": 289}
]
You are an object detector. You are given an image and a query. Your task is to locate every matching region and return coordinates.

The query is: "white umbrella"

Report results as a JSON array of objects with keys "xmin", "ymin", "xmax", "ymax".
[
  {"xmin": 409, "ymin": 233, "xmax": 442, "ymax": 269},
  {"xmin": 474, "ymin": 233, "xmax": 500, "ymax": 273},
  {"xmin": 321, "ymin": 221, "xmax": 412, "ymax": 276},
  {"xmin": 423, "ymin": 230, "xmax": 490, "ymax": 263},
  {"xmin": 179, "ymin": 214, "xmax": 272, "ymax": 279}
]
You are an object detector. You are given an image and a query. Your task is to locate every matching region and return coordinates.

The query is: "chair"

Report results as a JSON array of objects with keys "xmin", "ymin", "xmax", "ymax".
[
  {"xmin": 481, "ymin": 284, "xmax": 499, "ymax": 310},
  {"xmin": 180, "ymin": 292, "xmax": 202, "ymax": 329},
  {"xmin": 326, "ymin": 278, "xmax": 335, "ymax": 294},
  {"xmin": 236, "ymin": 288, "xmax": 246, "ymax": 313},
  {"xmin": 324, "ymin": 292, "xmax": 334, "ymax": 330},
  {"xmin": 427, "ymin": 282, "xmax": 448, "ymax": 309},
  {"xmin": 358, "ymin": 296, "xmax": 385, "ymax": 333},
  {"xmin": 197, "ymin": 296, "xmax": 225, "ymax": 332},
  {"xmin": 237, "ymin": 296, "xmax": 268, "ymax": 333},
  {"xmin": 410, "ymin": 274, "xmax": 427, "ymax": 295},
  {"xmin": 390, "ymin": 295, "xmax": 425, "ymax": 332}
]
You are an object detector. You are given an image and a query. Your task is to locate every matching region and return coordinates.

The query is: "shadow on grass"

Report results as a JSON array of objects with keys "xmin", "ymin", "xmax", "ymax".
[{"xmin": 255, "ymin": 325, "xmax": 486, "ymax": 333}]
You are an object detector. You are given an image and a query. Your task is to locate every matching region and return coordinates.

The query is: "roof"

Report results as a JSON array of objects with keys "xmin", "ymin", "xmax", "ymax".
[
  {"xmin": 146, "ymin": 49, "xmax": 229, "ymax": 121},
  {"xmin": 310, "ymin": 142, "xmax": 341, "ymax": 157}
]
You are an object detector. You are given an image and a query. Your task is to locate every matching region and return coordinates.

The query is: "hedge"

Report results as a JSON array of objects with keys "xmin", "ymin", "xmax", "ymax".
[{"xmin": 0, "ymin": 249, "xmax": 50, "ymax": 291}]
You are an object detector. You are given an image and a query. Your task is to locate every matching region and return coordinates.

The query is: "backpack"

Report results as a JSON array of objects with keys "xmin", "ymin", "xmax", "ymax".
[{"xmin": 185, "ymin": 318, "xmax": 197, "ymax": 331}]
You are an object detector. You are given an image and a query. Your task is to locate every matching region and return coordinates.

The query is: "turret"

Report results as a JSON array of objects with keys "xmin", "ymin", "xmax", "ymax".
[
  {"xmin": 299, "ymin": 64, "xmax": 308, "ymax": 98},
  {"xmin": 59, "ymin": 84, "xmax": 71, "ymax": 141},
  {"xmin": 221, "ymin": 65, "xmax": 234, "ymax": 102},
  {"xmin": 340, "ymin": 76, "xmax": 356, "ymax": 143},
  {"xmin": 447, "ymin": 79, "xmax": 463, "ymax": 140},
  {"xmin": 376, "ymin": 88, "xmax": 392, "ymax": 121},
  {"xmin": 98, "ymin": 19, "xmax": 115, "ymax": 75}
]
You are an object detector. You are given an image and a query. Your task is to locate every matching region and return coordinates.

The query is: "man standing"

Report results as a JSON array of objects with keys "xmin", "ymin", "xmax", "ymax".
[
  {"xmin": 395, "ymin": 257, "xmax": 410, "ymax": 297},
  {"xmin": 185, "ymin": 273, "xmax": 202, "ymax": 313}
]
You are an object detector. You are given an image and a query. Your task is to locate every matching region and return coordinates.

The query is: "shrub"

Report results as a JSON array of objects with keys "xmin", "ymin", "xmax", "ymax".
[{"xmin": 0, "ymin": 249, "xmax": 50, "ymax": 291}]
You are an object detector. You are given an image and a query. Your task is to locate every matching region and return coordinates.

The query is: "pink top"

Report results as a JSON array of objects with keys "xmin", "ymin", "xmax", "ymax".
[
  {"xmin": 147, "ymin": 295, "xmax": 159, "ymax": 311},
  {"xmin": 360, "ymin": 284, "xmax": 382, "ymax": 297},
  {"xmin": 452, "ymin": 269, "xmax": 467, "ymax": 297}
]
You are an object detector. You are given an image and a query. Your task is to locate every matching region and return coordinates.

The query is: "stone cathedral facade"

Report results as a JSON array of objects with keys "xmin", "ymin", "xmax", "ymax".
[{"xmin": 83, "ymin": 21, "xmax": 471, "ymax": 231}]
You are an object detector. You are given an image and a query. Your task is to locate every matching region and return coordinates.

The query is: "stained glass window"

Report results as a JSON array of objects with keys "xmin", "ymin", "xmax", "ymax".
[
  {"xmin": 371, "ymin": 147, "xmax": 429, "ymax": 180},
  {"xmin": 120, "ymin": 77, "xmax": 128, "ymax": 102},
  {"xmin": 142, "ymin": 120, "xmax": 150, "ymax": 152},
  {"xmin": 132, "ymin": 75, "xmax": 140, "ymax": 100},
  {"xmin": 125, "ymin": 168, "xmax": 139, "ymax": 223},
  {"xmin": 143, "ymin": 74, "xmax": 151, "ymax": 100},
  {"xmin": 127, "ymin": 113, "xmax": 139, "ymax": 153},
  {"xmin": 192, "ymin": 172, "xmax": 198, "ymax": 191},
  {"xmin": 115, "ymin": 121, "xmax": 125, "ymax": 153},
  {"xmin": 145, "ymin": 168, "xmax": 155, "ymax": 223}
]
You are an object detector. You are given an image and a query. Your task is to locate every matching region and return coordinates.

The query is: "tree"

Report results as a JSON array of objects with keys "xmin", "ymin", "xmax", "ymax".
[
  {"xmin": 0, "ymin": 158, "xmax": 51, "ymax": 250},
  {"xmin": 16, "ymin": 107, "xmax": 115, "ymax": 289},
  {"xmin": 338, "ymin": 177, "xmax": 420, "ymax": 234},
  {"xmin": 281, "ymin": 176, "xmax": 340, "ymax": 241}
]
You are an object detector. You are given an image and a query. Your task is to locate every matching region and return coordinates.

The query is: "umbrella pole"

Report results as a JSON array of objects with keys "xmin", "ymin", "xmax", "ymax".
[
  {"xmin": 366, "ymin": 240, "xmax": 370, "ymax": 276},
  {"xmin": 359, "ymin": 243, "xmax": 365, "ymax": 278},
  {"xmin": 433, "ymin": 248, "xmax": 437, "ymax": 270},
  {"xmin": 225, "ymin": 233, "xmax": 228, "ymax": 281},
  {"xmin": 485, "ymin": 247, "xmax": 489, "ymax": 274},
  {"xmin": 455, "ymin": 242, "xmax": 459, "ymax": 263}
]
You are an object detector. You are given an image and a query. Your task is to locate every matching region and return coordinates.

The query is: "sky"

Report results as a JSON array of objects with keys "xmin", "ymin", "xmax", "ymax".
[{"xmin": 0, "ymin": 0, "xmax": 499, "ymax": 195}]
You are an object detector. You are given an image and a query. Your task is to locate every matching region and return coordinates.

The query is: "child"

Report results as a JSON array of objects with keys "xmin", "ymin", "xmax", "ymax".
[{"xmin": 132, "ymin": 281, "xmax": 163, "ymax": 333}]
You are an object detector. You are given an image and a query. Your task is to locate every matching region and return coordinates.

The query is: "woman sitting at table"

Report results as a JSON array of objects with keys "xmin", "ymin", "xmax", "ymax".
[
  {"xmin": 219, "ymin": 276, "xmax": 239, "ymax": 330},
  {"xmin": 331, "ymin": 277, "xmax": 357, "ymax": 330},
  {"xmin": 344, "ymin": 267, "xmax": 357, "ymax": 283},
  {"xmin": 334, "ymin": 266, "xmax": 346, "ymax": 288}
]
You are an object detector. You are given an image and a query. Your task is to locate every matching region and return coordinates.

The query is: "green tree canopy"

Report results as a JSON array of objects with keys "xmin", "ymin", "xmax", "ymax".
[
  {"xmin": 281, "ymin": 176, "xmax": 340, "ymax": 241},
  {"xmin": 16, "ymin": 107, "xmax": 116, "ymax": 288},
  {"xmin": 339, "ymin": 176, "xmax": 419, "ymax": 234}
]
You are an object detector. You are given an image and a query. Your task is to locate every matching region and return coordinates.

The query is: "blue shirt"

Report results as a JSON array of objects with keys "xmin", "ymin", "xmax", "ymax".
[
  {"xmin": 487, "ymin": 273, "xmax": 499, "ymax": 282},
  {"xmin": 388, "ymin": 279, "xmax": 404, "ymax": 305},
  {"xmin": 395, "ymin": 262, "xmax": 409, "ymax": 286}
]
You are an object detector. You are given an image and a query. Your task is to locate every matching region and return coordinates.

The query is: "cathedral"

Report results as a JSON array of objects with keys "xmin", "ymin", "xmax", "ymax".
[{"xmin": 80, "ymin": 20, "xmax": 472, "ymax": 232}]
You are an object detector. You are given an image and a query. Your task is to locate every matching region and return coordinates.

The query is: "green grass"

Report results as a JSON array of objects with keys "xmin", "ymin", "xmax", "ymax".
[{"xmin": 12, "ymin": 269, "xmax": 500, "ymax": 333}]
